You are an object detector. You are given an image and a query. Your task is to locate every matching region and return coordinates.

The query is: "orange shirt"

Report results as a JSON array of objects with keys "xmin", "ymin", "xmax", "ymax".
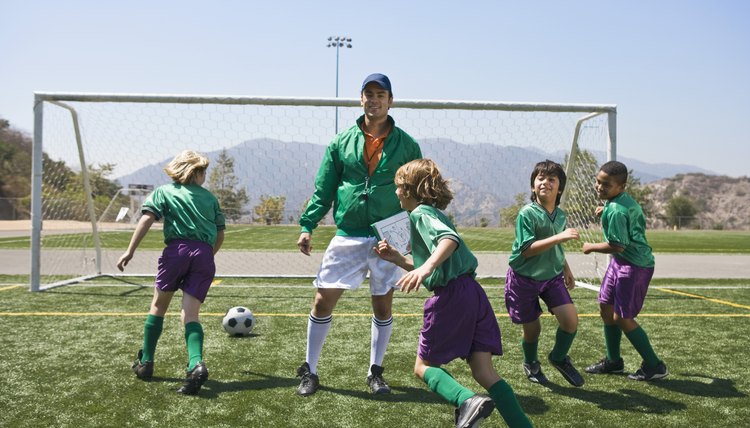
[{"xmin": 362, "ymin": 124, "xmax": 392, "ymax": 176}]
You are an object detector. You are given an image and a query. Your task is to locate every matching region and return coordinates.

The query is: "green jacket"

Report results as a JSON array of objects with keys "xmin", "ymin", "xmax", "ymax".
[{"xmin": 300, "ymin": 115, "xmax": 422, "ymax": 237}]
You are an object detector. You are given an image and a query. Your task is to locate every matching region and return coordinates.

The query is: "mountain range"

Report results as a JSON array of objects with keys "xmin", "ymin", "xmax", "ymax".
[{"xmin": 117, "ymin": 138, "xmax": 716, "ymax": 226}]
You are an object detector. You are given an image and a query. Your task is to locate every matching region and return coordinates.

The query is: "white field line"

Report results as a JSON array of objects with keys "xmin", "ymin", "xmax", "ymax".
[{"xmin": 8, "ymin": 282, "xmax": 749, "ymax": 290}]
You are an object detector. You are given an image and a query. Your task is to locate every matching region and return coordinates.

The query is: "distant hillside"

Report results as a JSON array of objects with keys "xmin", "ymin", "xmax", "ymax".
[
  {"xmin": 646, "ymin": 173, "xmax": 750, "ymax": 230},
  {"xmin": 116, "ymin": 139, "xmax": 727, "ymax": 227}
]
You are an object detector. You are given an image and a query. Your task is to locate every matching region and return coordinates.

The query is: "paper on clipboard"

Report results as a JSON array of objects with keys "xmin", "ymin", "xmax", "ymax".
[{"xmin": 372, "ymin": 211, "xmax": 411, "ymax": 255}]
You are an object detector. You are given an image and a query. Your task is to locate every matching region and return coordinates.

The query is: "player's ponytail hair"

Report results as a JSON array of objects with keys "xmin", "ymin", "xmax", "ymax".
[
  {"xmin": 395, "ymin": 159, "xmax": 453, "ymax": 210},
  {"xmin": 164, "ymin": 150, "xmax": 209, "ymax": 184}
]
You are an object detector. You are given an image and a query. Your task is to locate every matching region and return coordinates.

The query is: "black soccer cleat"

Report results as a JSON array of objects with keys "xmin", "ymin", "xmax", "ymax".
[
  {"xmin": 548, "ymin": 355, "xmax": 585, "ymax": 387},
  {"xmin": 177, "ymin": 362, "xmax": 208, "ymax": 395},
  {"xmin": 296, "ymin": 362, "xmax": 320, "ymax": 397},
  {"xmin": 521, "ymin": 360, "xmax": 549, "ymax": 385},
  {"xmin": 366, "ymin": 364, "xmax": 391, "ymax": 394},
  {"xmin": 628, "ymin": 361, "xmax": 668, "ymax": 381},
  {"xmin": 584, "ymin": 357, "xmax": 625, "ymax": 375},
  {"xmin": 132, "ymin": 349, "xmax": 153, "ymax": 380},
  {"xmin": 454, "ymin": 394, "xmax": 495, "ymax": 428}
]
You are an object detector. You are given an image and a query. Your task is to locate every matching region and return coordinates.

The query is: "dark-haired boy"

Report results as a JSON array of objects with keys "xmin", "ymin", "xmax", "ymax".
[{"xmin": 582, "ymin": 160, "xmax": 668, "ymax": 381}]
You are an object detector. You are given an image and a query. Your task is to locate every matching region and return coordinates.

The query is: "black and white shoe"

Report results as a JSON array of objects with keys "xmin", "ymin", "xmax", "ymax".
[
  {"xmin": 131, "ymin": 349, "xmax": 153, "ymax": 380},
  {"xmin": 454, "ymin": 394, "xmax": 495, "ymax": 428},
  {"xmin": 548, "ymin": 355, "xmax": 585, "ymax": 387},
  {"xmin": 296, "ymin": 362, "xmax": 320, "ymax": 396},
  {"xmin": 521, "ymin": 360, "xmax": 548, "ymax": 385},
  {"xmin": 628, "ymin": 361, "xmax": 668, "ymax": 381},
  {"xmin": 366, "ymin": 364, "xmax": 391, "ymax": 394},
  {"xmin": 177, "ymin": 362, "xmax": 208, "ymax": 395},
  {"xmin": 584, "ymin": 357, "xmax": 625, "ymax": 374}
]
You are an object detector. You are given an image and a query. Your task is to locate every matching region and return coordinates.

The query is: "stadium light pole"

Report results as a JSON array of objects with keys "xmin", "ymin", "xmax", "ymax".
[{"xmin": 327, "ymin": 36, "xmax": 352, "ymax": 133}]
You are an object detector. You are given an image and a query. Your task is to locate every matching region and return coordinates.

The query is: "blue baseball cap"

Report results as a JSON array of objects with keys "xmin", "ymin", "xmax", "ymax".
[{"xmin": 361, "ymin": 73, "xmax": 392, "ymax": 94}]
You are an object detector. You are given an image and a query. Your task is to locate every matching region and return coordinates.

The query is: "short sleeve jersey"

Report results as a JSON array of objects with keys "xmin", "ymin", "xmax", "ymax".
[
  {"xmin": 601, "ymin": 191, "xmax": 654, "ymax": 268},
  {"xmin": 409, "ymin": 204, "xmax": 478, "ymax": 291},
  {"xmin": 142, "ymin": 183, "xmax": 226, "ymax": 247},
  {"xmin": 508, "ymin": 202, "xmax": 567, "ymax": 281}
]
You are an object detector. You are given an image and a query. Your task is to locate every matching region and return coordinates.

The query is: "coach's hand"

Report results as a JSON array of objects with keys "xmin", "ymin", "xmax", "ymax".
[{"xmin": 297, "ymin": 233, "xmax": 312, "ymax": 256}]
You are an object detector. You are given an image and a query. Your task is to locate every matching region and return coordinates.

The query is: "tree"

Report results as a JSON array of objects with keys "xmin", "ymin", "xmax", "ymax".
[
  {"xmin": 39, "ymin": 162, "xmax": 126, "ymax": 222},
  {"xmin": 207, "ymin": 150, "xmax": 249, "ymax": 222},
  {"xmin": 499, "ymin": 193, "xmax": 527, "ymax": 228},
  {"xmin": 0, "ymin": 118, "xmax": 33, "ymax": 219},
  {"xmin": 254, "ymin": 195, "xmax": 286, "ymax": 225},
  {"xmin": 665, "ymin": 195, "xmax": 697, "ymax": 229}
]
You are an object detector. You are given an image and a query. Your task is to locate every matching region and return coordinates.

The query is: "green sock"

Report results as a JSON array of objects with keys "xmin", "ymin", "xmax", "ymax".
[
  {"xmin": 141, "ymin": 314, "xmax": 163, "ymax": 362},
  {"xmin": 521, "ymin": 339, "xmax": 539, "ymax": 364},
  {"xmin": 487, "ymin": 380, "xmax": 533, "ymax": 428},
  {"xmin": 549, "ymin": 328, "xmax": 576, "ymax": 362},
  {"xmin": 603, "ymin": 324, "xmax": 622, "ymax": 361},
  {"xmin": 184, "ymin": 322, "xmax": 204, "ymax": 371},
  {"xmin": 423, "ymin": 367, "xmax": 475, "ymax": 407},
  {"xmin": 624, "ymin": 326, "xmax": 661, "ymax": 368}
]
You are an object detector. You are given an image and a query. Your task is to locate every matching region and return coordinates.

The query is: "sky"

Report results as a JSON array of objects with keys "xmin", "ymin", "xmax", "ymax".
[{"xmin": 1, "ymin": 0, "xmax": 749, "ymax": 177}]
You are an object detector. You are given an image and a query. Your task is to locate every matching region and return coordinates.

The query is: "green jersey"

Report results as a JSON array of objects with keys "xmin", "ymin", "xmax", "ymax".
[
  {"xmin": 409, "ymin": 204, "xmax": 478, "ymax": 291},
  {"xmin": 601, "ymin": 191, "xmax": 654, "ymax": 268},
  {"xmin": 142, "ymin": 183, "xmax": 225, "ymax": 247},
  {"xmin": 299, "ymin": 115, "xmax": 422, "ymax": 237},
  {"xmin": 508, "ymin": 202, "xmax": 567, "ymax": 281}
]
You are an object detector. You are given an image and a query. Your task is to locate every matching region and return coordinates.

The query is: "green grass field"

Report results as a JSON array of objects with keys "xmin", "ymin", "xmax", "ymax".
[
  {"xmin": 2, "ymin": 226, "xmax": 749, "ymax": 253},
  {"xmin": 1, "ymin": 275, "xmax": 749, "ymax": 427}
]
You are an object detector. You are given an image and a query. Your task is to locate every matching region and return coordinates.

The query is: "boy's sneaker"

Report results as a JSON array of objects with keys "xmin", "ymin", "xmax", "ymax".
[
  {"xmin": 522, "ymin": 360, "xmax": 548, "ymax": 385},
  {"xmin": 177, "ymin": 362, "xmax": 208, "ymax": 395},
  {"xmin": 584, "ymin": 357, "xmax": 625, "ymax": 374},
  {"xmin": 131, "ymin": 349, "xmax": 153, "ymax": 380},
  {"xmin": 296, "ymin": 362, "xmax": 320, "ymax": 396},
  {"xmin": 628, "ymin": 361, "xmax": 669, "ymax": 381},
  {"xmin": 366, "ymin": 364, "xmax": 391, "ymax": 394},
  {"xmin": 454, "ymin": 394, "xmax": 495, "ymax": 428},
  {"xmin": 548, "ymin": 355, "xmax": 585, "ymax": 387}
]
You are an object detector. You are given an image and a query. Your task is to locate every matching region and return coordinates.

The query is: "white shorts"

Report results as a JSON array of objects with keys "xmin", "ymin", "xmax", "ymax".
[{"xmin": 313, "ymin": 235, "xmax": 405, "ymax": 296}]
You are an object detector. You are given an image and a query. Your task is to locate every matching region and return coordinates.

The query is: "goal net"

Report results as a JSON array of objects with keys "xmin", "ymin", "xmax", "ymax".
[{"xmin": 30, "ymin": 93, "xmax": 615, "ymax": 291}]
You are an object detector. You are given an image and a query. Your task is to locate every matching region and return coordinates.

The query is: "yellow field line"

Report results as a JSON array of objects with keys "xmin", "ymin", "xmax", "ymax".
[
  {"xmin": 1, "ymin": 312, "xmax": 749, "ymax": 318},
  {"xmin": 0, "ymin": 285, "xmax": 22, "ymax": 292},
  {"xmin": 658, "ymin": 288, "xmax": 750, "ymax": 310}
]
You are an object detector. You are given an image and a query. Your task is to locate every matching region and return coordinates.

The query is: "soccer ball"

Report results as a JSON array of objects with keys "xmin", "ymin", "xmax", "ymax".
[{"xmin": 222, "ymin": 306, "xmax": 255, "ymax": 337}]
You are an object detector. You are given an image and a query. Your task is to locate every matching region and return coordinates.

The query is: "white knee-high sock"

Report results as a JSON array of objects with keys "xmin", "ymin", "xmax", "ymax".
[
  {"xmin": 306, "ymin": 313, "xmax": 332, "ymax": 374},
  {"xmin": 370, "ymin": 316, "xmax": 393, "ymax": 373}
]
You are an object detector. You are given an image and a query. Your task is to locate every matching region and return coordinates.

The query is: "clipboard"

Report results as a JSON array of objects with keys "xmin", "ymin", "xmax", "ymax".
[{"xmin": 371, "ymin": 211, "xmax": 411, "ymax": 255}]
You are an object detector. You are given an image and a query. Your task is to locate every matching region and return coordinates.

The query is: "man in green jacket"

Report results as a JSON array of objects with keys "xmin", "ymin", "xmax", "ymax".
[{"xmin": 296, "ymin": 73, "xmax": 422, "ymax": 396}]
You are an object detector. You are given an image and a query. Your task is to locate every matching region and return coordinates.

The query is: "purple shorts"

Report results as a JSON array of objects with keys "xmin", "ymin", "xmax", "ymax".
[
  {"xmin": 599, "ymin": 256, "xmax": 654, "ymax": 319},
  {"xmin": 155, "ymin": 239, "xmax": 216, "ymax": 303},
  {"xmin": 504, "ymin": 268, "xmax": 574, "ymax": 324},
  {"xmin": 417, "ymin": 275, "xmax": 503, "ymax": 365}
]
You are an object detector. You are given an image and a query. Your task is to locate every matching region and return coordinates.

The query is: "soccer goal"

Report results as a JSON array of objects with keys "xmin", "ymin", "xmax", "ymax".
[{"xmin": 30, "ymin": 92, "xmax": 616, "ymax": 291}]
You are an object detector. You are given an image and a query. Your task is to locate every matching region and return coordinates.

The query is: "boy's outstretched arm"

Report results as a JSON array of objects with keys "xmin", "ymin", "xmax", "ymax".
[
  {"xmin": 396, "ymin": 238, "xmax": 457, "ymax": 294},
  {"xmin": 117, "ymin": 212, "xmax": 156, "ymax": 271},
  {"xmin": 582, "ymin": 241, "xmax": 624, "ymax": 255},
  {"xmin": 522, "ymin": 228, "xmax": 579, "ymax": 258}
]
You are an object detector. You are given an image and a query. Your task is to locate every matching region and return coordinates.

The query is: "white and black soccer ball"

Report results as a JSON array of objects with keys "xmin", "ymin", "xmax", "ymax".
[{"xmin": 222, "ymin": 306, "xmax": 255, "ymax": 337}]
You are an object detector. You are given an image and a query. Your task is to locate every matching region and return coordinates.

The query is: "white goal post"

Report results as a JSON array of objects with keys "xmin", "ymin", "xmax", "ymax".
[{"xmin": 30, "ymin": 92, "xmax": 616, "ymax": 291}]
